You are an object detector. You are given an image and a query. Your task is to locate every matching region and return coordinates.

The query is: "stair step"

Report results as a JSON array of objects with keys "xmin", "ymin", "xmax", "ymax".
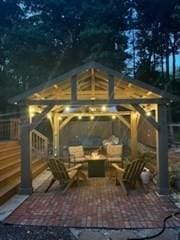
[
  {"xmin": 0, "ymin": 180, "xmax": 20, "ymax": 205},
  {"xmin": 32, "ymin": 161, "xmax": 47, "ymax": 178},
  {"xmin": 0, "ymin": 145, "xmax": 20, "ymax": 154},
  {"xmin": 0, "ymin": 167, "xmax": 20, "ymax": 188},
  {"xmin": 0, "ymin": 160, "xmax": 20, "ymax": 175},
  {"xmin": 0, "ymin": 141, "xmax": 19, "ymax": 150},
  {"xmin": 0, "ymin": 151, "xmax": 20, "ymax": 162}
]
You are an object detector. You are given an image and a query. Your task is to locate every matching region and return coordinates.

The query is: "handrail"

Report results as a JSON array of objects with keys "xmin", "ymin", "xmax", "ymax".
[
  {"xmin": 0, "ymin": 118, "xmax": 20, "ymax": 140},
  {"xmin": 31, "ymin": 129, "xmax": 48, "ymax": 160}
]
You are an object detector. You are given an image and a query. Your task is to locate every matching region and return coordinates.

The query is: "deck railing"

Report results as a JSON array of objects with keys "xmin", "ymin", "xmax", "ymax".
[
  {"xmin": 31, "ymin": 129, "xmax": 48, "ymax": 160},
  {"xmin": 0, "ymin": 118, "xmax": 20, "ymax": 140}
]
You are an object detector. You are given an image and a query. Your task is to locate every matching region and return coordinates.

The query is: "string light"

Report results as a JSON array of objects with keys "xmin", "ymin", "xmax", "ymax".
[
  {"xmin": 112, "ymin": 115, "xmax": 116, "ymax": 120},
  {"xmin": 65, "ymin": 106, "xmax": 70, "ymax": 112},
  {"xmin": 146, "ymin": 111, "xmax": 151, "ymax": 117},
  {"xmin": 101, "ymin": 105, "xmax": 107, "ymax": 112},
  {"xmin": 78, "ymin": 115, "xmax": 82, "ymax": 120},
  {"xmin": 90, "ymin": 115, "xmax": 94, "ymax": 120}
]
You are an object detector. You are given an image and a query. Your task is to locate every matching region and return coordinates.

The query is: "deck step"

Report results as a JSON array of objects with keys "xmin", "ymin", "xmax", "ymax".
[
  {"xmin": 0, "ymin": 151, "xmax": 20, "ymax": 162},
  {"xmin": 0, "ymin": 140, "xmax": 48, "ymax": 205},
  {"xmin": 0, "ymin": 180, "xmax": 20, "ymax": 205},
  {"xmin": 0, "ymin": 159, "xmax": 20, "ymax": 175}
]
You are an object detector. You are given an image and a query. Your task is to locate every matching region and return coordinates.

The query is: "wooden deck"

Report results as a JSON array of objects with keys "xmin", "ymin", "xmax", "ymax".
[{"xmin": 0, "ymin": 141, "xmax": 47, "ymax": 205}]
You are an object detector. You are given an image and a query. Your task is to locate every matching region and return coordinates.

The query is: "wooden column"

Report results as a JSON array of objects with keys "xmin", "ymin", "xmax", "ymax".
[
  {"xmin": 156, "ymin": 104, "xmax": 169, "ymax": 195},
  {"xmin": 19, "ymin": 106, "xmax": 33, "ymax": 194},
  {"xmin": 108, "ymin": 74, "xmax": 114, "ymax": 100},
  {"xmin": 130, "ymin": 111, "xmax": 138, "ymax": 160},
  {"xmin": 71, "ymin": 75, "xmax": 77, "ymax": 101},
  {"xmin": 52, "ymin": 113, "xmax": 60, "ymax": 157}
]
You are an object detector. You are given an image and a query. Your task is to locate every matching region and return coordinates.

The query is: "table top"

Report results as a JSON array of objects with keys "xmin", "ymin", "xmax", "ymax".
[{"xmin": 85, "ymin": 154, "xmax": 106, "ymax": 161}]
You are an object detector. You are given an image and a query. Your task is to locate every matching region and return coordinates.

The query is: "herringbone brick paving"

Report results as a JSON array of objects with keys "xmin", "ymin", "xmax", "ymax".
[{"xmin": 5, "ymin": 177, "xmax": 180, "ymax": 229}]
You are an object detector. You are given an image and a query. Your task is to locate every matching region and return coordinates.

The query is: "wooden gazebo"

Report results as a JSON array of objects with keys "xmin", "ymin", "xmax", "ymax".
[{"xmin": 9, "ymin": 61, "xmax": 179, "ymax": 195}]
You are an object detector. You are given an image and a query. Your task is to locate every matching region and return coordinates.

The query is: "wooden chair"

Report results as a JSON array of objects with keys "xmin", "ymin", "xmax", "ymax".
[
  {"xmin": 68, "ymin": 145, "xmax": 87, "ymax": 165},
  {"xmin": 112, "ymin": 159, "xmax": 145, "ymax": 195},
  {"xmin": 45, "ymin": 158, "xmax": 87, "ymax": 193}
]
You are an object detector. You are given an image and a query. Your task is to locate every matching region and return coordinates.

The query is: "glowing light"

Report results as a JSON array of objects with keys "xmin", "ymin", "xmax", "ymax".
[
  {"xmin": 78, "ymin": 115, "xmax": 82, "ymax": 120},
  {"xmin": 90, "ymin": 115, "xmax": 94, "ymax": 120},
  {"xmin": 146, "ymin": 111, "xmax": 151, "ymax": 117},
  {"xmin": 65, "ymin": 106, "xmax": 70, "ymax": 112},
  {"xmin": 101, "ymin": 105, "xmax": 107, "ymax": 112},
  {"xmin": 14, "ymin": 102, "xmax": 18, "ymax": 105},
  {"xmin": 112, "ymin": 115, "xmax": 116, "ymax": 120},
  {"xmin": 29, "ymin": 106, "xmax": 35, "ymax": 118},
  {"xmin": 58, "ymin": 116, "xmax": 62, "ymax": 121}
]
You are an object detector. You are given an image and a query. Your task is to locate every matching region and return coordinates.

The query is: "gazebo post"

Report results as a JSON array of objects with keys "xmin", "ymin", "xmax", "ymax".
[
  {"xmin": 52, "ymin": 113, "xmax": 60, "ymax": 157},
  {"xmin": 19, "ymin": 105, "xmax": 33, "ymax": 194},
  {"xmin": 156, "ymin": 104, "xmax": 169, "ymax": 195},
  {"xmin": 130, "ymin": 111, "xmax": 138, "ymax": 160}
]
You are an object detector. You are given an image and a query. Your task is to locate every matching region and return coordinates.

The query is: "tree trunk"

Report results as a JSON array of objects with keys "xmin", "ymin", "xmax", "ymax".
[{"xmin": 172, "ymin": 34, "xmax": 176, "ymax": 93}]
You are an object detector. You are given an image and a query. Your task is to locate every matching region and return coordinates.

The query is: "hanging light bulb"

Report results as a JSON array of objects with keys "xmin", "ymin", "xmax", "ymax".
[
  {"xmin": 146, "ymin": 111, "xmax": 151, "ymax": 117},
  {"xmin": 78, "ymin": 115, "xmax": 82, "ymax": 120},
  {"xmin": 90, "ymin": 115, "xmax": 94, "ymax": 120},
  {"xmin": 58, "ymin": 116, "xmax": 62, "ymax": 121},
  {"xmin": 65, "ymin": 106, "xmax": 70, "ymax": 112},
  {"xmin": 112, "ymin": 115, "xmax": 116, "ymax": 120},
  {"xmin": 101, "ymin": 105, "xmax": 107, "ymax": 112}
]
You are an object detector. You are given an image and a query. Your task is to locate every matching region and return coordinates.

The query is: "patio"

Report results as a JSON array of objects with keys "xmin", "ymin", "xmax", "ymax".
[{"xmin": 5, "ymin": 176, "xmax": 180, "ymax": 229}]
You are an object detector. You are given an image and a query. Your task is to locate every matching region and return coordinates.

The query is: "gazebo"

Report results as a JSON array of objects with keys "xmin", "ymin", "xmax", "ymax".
[{"xmin": 9, "ymin": 61, "xmax": 178, "ymax": 196}]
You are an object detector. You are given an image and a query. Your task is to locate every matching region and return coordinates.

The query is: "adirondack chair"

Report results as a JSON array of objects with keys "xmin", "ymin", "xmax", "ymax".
[
  {"xmin": 45, "ymin": 158, "xmax": 87, "ymax": 193},
  {"xmin": 112, "ymin": 159, "xmax": 145, "ymax": 195}
]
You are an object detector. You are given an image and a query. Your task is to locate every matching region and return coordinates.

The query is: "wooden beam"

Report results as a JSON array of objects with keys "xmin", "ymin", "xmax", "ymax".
[
  {"xmin": 91, "ymin": 68, "xmax": 95, "ymax": 93},
  {"xmin": 52, "ymin": 113, "xmax": 60, "ymax": 157},
  {"xmin": 108, "ymin": 74, "xmax": 114, "ymax": 100},
  {"xmin": 19, "ymin": 106, "xmax": 33, "ymax": 194},
  {"xmin": 130, "ymin": 111, "xmax": 138, "ymax": 159},
  {"xmin": 58, "ymin": 112, "xmax": 131, "ymax": 118},
  {"xmin": 26, "ymin": 98, "xmax": 165, "ymax": 106},
  {"xmin": 156, "ymin": 104, "xmax": 169, "ymax": 195},
  {"xmin": 132, "ymin": 104, "xmax": 159, "ymax": 130},
  {"xmin": 29, "ymin": 105, "xmax": 54, "ymax": 131},
  {"xmin": 116, "ymin": 115, "xmax": 130, "ymax": 129},
  {"xmin": 71, "ymin": 75, "xmax": 77, "ymax": 101},
  {"xmin": 59, "ymin": 116, "xmax": 74, "ymax": 131}
]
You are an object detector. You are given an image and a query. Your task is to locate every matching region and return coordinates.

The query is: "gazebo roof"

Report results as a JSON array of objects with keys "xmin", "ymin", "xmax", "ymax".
[{"xmin": 9, "ymin": 61, "xmax": 179, "ymax": 106}]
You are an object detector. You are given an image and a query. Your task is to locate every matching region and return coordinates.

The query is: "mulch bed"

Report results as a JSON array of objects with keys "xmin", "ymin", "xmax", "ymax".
[{"xmin": 0, "ymin": 223, "xmax": 76, "ymax": 240}]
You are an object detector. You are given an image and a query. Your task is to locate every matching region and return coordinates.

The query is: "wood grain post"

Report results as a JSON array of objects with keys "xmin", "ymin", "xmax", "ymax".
[
  {"xmin": 19, "ymin": 106, "xmax": 33, "ymax": 194},
  {"xmin": 156, "ymin": 104, "xmax": 169, "ymax": 195},
  {"xmin": 52, "ymin": 113, "xmax": 60, "ymax": 157},
  {"xmin": 131, "ymin": 111, "xmax": 138, "ymax": 160}
]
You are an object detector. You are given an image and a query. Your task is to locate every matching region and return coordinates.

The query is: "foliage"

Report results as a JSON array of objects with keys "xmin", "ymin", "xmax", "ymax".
[{"xmin": 0, "ymin": 0, "xmax": 180, "ymax": 116}]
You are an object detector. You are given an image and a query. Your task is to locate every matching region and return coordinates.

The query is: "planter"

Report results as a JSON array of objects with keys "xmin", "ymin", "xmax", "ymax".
[{"xmin": 140, "ymin": 168, "xmax": 150, "ymax": 185}]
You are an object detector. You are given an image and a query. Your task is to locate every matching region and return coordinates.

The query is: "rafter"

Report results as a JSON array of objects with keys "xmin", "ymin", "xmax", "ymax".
[{"xmin": 132, "ymin": 104, "xmax": 159, "ymax": 130}]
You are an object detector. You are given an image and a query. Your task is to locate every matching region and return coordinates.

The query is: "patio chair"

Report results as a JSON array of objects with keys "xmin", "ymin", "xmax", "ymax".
[
  {"xmin": 68, "ymin": 145, "xmax": 87, "ymax": 165},
  {"xmin": 45, "ymin": 158, "xmax": 87, "ymax": 193},
  {"xmin": 112, "ymin": 159, "xmax": 145, "ymax": 195},
  {"xmin": 106, "ymin": 144, "xmax": 123, "ymax": 166}
]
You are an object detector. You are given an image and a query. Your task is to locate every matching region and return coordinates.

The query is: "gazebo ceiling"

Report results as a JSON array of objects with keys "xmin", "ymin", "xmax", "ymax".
[
  {"xmin": 29, "ymin": 68, "xmax": 160, "ymax": 101},
  {"xmin": 9, "ymin": 61, "xmax": 179, "ymax": 109}
]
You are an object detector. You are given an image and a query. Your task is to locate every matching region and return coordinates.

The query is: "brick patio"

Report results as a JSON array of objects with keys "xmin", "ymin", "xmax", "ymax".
[{"xmin": 5, "ymin": 177, "xmax": 180, "ymax": 229}]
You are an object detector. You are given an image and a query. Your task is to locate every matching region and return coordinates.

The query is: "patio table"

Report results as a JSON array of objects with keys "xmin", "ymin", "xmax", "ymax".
[{"xmin": 86, "ymin": 154, "xmax": 106, "ymax": 177}]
